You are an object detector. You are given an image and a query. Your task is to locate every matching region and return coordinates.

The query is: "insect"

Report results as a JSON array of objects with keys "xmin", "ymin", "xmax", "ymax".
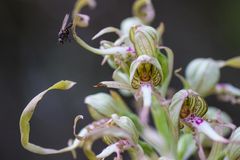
[
  {"xmin": 179, "ymin": 94, "xmax": 208, "ymax": 128},
  {"xmin": 58, "ymin": 14, "xmax": 73, "ymax": 44}
]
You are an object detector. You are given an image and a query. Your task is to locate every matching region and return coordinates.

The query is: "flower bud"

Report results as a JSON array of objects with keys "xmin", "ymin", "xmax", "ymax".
[
  {"xmin": 85, "ymin": 93, "xmax": 129, "ymax": 120},
  {"xmin": 170, "ymin": 90, "xmax": 229, "ymax": 143},
  {"xmin": 130, "ymin": 55, "xmax": 163, "ymax": 89},
  {"xmin": 185, "ymin": 58, "xmax": 220, "ymax": 97},
  {"xmin": 130, "ymin": 25, "xmax": 159, "ymax": 57},
  {"xmin": 112, "ymin": 114, "xmax": 139, "ymax": 143}
]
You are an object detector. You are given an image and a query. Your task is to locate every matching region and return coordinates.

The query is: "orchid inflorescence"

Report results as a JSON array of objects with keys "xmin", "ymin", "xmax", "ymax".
[{"xmin": 19, "ymin": 0, "xmax": 240, "ymax": 160}]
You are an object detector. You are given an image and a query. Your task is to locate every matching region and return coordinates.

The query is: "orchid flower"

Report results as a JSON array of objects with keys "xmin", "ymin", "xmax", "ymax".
[{"xmin": 19, "ymin": 0, "xmax": 240, "ymax": 160}]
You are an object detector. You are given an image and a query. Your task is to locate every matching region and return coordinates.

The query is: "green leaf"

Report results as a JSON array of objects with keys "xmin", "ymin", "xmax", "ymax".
[
  {"xmin": 177, "ymin": 134, "xmax": 196, "ymax": 160},
  {"xmin": 151, "ymin": 96, "xmax": 177, "ymax": 158},
  {"xmin": 138, "ymin": 141, "xmax": 156, "ymax": 156}
]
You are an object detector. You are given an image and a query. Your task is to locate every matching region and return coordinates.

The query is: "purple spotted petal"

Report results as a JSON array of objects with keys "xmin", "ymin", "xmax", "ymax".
[{"xmin": 183, "ymin": 114, "xmax": 229, "ymax": 143}]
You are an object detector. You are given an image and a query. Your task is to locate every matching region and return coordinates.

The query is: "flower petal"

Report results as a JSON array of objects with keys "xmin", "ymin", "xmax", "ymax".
[
  {"xmin": 84, "ymin": 93, "xmax": 120, "ymax": 120},
  {"xmin": 92, "ymin": 26, "xmax": 122, "ymax": 40},
  {"xmin": 221, "ymin": 56, "xmax": 240, "ymax": 69},
  {"xmin": 95, "ymin": 81, "xmax": 134, "ymax": 92},
  {"xmin": 132, "ymin": 0, "xmax": 155, "ymax": 24},
  {"xmin": 73, "ymin": 13, "xmax": 90, "ymax": 28},
  {"xmin": 112, "ymin": 114, "xmax": 139, "ymax": 143},
  {"xmin": 183, "ymin": 115, "xmax": 229, "ymax": 143},
  {"xmin": 19, "ymin": 80, "xmax": 80, "ymax": 155},
  {"xmin": 96, "ymin": 143, "xmax": 119, "ymax": 159},
  {"xmin": 224, "ymin": 127, "xmax": 240, "ymax": 160},
  {"xmin": 215, "ymin": 83, "xmax": 240, "ymax": 96},
  {"xmin": 169, "ymin": 89, "xmax": 189, "ymax": 136}
]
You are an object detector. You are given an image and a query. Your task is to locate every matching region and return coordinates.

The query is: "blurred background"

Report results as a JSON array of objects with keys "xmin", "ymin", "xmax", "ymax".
[{"xmin": 1, "ymin": 0, "xmax": 240, "ymax": 159}]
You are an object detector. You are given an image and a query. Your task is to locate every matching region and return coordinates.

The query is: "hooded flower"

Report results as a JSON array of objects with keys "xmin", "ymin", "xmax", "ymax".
[
  {"xmin": 73, "ymin": 114, "xmax": 143, "ymax": 160},
  {"xmin": 169, "ymin": 89, "xmax": 229, "ymax": 143}
]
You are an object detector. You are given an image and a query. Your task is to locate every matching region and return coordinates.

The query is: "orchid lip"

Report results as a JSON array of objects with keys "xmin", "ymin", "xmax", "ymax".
[{"xmin": 182, "ymin": 114, "xmax": 229, "ymax": 143}]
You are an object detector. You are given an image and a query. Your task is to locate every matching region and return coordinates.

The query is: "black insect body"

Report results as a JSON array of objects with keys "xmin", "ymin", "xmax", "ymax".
[{"xmin": 58, "ymin": 14, "xmax": 73, "ymax": 44}]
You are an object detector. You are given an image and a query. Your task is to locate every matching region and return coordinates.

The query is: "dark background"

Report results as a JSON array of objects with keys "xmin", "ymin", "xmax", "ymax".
[{"xmin": 1, "ymin": 0, "xmax": 240, "ymax": 160}]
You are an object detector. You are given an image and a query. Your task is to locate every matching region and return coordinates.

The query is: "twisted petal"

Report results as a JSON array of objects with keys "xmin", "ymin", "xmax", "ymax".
[
  {"xmin": 19, "ymin": 80, "xmax": 80, "ymax": 155},
  {"xmin": 82, "ymin": 127, "xmax": 134, "ymax": 159},
  {"xmin": 215, "ymin": 83, "xmax": 240, "ymax": 104},
  {"xmin": 72, "ymin": 0, "xmax": 96, "ymax": 18},
  {"xmin": 132, "ymin": 0, "xmax": 155, "ymax": 24},
  {"xmin": 92, "ymin": 26, "xmax": 122, "ymax": 40},
  {"xmin": 72, "ymin": 0, "xmax": 131, "ymax": 56},
  {"xmin": 97, "ymin": 140, "xmax": 132, "ymax": 160},
  {"xmin": 219, "ymin": 56, "xmax": 240, "ymax": 69},
  {"xmin": 73, "ymin": 13, "xmax": 90, "ymax": 28}
]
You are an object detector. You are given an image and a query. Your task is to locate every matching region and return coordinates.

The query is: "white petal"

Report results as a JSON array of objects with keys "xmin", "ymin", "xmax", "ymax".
[
  {"xmin": 183, "ymin": 115, "xmax": 229, "ymax": 143},
  {"xmin": 96, "ymin": 143, "xmax": 118, "ymax": 158},
  {"xmin": 141, "ymin": 84, "xmax": 152, "ymax": 108}
]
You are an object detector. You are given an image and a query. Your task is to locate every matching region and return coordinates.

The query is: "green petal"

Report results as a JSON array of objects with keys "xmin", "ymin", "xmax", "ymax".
[
  {"xmin": 112, "ymin": 114, "xmax": 139, "ymax": 143},
  {"xmin": 130, "ymin": 25, "xmax": 159, "ymax": 57},
  {"xmin": 151, "ymin": 96, "xmax": 177, "ymax": 158},
  {"xmin": 85, "ymin": 92, "xmax": 131, "ymax": 120},
  {"xmin": 177, "ymin": 134, "xmax": 196, "ymax": 160},
  {"xmin": 158, "ymin": 46, "xmax": 173, "ymax": 97},
  {"xmin": 169, "ymin": 89, "xmax": 189, "ymax": 137},
  {"xmin": 132, "ymin": 0, "xmax": 155, "ymax": 24},
  {"xmin": 224, "ymin": 127, "xmax": 240, "ymax": 160},
  {"xmin": 92, "ymin": 26, "xmax": 122, "ymax": 40},
  {"xmin": 95, "ymin": 81, "xmax": 134, "ymax": 92},
  {"xmin": 222, "ymin": 56, "xmax": 240, "ymax": 69},
  {"xmin": 85, "ymin": 93, "xmax": 119, "ymax": 120},
  {"xmin": 19, "ymin": 80, "xmax": 79, "ymax": 155}
]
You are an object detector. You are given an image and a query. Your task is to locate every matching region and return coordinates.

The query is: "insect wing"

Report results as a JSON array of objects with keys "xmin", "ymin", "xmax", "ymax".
[{"xmin": 59, "ymin": 14, "xmax": 69, "ymax": 34}]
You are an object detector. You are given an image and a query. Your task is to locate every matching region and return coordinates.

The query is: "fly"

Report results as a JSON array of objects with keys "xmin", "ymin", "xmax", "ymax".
[{"xmin": 58, "ymin": 14, "xmax": 72, "ymax": 44}]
